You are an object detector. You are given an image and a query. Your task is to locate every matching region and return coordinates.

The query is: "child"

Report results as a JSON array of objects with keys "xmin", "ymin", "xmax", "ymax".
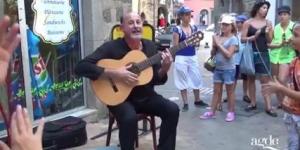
[{"xmin": 200, "ymin": 15, "xmax": 239, "ymax": 122}]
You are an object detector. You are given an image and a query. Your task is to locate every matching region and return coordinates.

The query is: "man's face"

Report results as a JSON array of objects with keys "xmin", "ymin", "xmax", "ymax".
[{"xmin": 121, "ymin": 13, "xmax": 143, "ymax": 40}]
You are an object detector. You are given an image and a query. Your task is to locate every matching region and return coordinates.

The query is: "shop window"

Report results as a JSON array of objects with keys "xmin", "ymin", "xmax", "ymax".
[{"xmin": 23, "ymin": 0, "xmax": 84, "ymax": 120}]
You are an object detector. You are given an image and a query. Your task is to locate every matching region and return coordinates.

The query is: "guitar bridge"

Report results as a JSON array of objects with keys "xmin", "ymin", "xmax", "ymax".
[{"xmin": 108, "ymin": 78, "xmax": 118, "ymax": 92}]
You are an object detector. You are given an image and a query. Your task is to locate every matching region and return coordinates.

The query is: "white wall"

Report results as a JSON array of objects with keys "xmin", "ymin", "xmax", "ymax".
[{"xmin": 266, "ymin": 0, "xmax": 276, "ymax": 26}]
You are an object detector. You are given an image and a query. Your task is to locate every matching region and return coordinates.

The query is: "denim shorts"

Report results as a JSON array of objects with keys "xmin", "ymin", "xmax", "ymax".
[
  {"xmin": 213, "ymin": 69, "xmax": 236, "ymax": 85},
  {"xmin": 253, "ymin": 52, "xmax": 271, "ymax": 75}
]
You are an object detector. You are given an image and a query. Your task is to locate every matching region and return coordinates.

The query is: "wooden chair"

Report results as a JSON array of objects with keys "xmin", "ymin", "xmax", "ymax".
[{"xmin": 106, "ymin": 113, "xmax": 158, "ymax": 150}]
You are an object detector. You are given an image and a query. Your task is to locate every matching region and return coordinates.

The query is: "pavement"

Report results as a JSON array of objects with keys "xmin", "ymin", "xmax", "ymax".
[{"xmin": 68, "ymin": 32, "xmax": 289, "ymax": 150}]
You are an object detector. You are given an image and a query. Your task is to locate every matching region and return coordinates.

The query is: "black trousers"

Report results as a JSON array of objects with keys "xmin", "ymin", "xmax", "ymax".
[{"xmin": 107, "ymin": 94, "xmax": 180, "ymax": 150}]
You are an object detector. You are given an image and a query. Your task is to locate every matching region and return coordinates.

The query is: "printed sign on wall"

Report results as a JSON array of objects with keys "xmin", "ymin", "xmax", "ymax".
[{"xmin": 31, "ymin": 0, "xmax": 75, "ymax": 45}]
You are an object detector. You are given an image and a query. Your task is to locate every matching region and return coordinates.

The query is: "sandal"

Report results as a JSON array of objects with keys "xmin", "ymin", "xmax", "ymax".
[
  {"xmin": 245, "ymin": 104, "xmax": 257, "ymax": 111},
  {"xmin": 266, "ymin": 109, "xmax": 278, "ymax": 117},
  {"xmin": 243, "ymin": 96, "xmax": 251, "ymax": 103}
]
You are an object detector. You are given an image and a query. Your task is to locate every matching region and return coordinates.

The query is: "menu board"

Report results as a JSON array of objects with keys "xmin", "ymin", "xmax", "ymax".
[{"xmin": 31, "ymin": 0, "xmax": 75, "ymax": 45}]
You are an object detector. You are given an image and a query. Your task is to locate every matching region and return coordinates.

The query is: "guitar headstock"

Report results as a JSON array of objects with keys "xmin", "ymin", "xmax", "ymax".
[{"xmin": 185, "ymin": 31, "xmax": 204, "ymax": 46}]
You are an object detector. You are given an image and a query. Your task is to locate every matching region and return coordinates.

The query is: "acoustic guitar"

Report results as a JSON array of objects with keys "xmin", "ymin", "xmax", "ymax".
[{"xmin": 90, "ymin": 30, "xmax": 204, "ymax": 106}]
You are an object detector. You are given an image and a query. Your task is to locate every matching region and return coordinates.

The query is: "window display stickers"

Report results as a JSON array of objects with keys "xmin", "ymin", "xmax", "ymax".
[{"xmin": 31, "ymin": 0, "xmax": 75, "ymax": 45}]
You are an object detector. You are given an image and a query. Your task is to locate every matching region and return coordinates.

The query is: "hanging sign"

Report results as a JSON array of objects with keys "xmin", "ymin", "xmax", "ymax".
[{"xmin": 31, "ymin": 0, "xmax": 75, "ymax": 45}]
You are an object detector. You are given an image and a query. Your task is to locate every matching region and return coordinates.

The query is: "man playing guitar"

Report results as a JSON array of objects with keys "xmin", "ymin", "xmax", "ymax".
[{"xmin": 74, "ymin": 12, "xmax": 180, "ymax": 150}]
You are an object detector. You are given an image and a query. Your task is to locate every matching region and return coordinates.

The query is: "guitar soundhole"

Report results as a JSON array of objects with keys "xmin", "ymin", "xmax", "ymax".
[{"xmin": 126, "ymin": 62, "xmax": 140, "ymax": 76}]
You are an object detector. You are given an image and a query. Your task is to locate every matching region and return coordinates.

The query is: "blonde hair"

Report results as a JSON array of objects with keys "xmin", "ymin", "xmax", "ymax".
[{"xmin": 231, "ymin": 23, "xmax": 238, "ymax": 35}]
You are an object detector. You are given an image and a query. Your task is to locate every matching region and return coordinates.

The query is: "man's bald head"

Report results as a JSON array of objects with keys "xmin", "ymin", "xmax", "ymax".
[
  {"xmin": 120, "ymin": 12, "xmax": 143, "ymax": 40},
  {"xmin": 120, "ymin": 12, "xmax": 141, "ymax": 24}
]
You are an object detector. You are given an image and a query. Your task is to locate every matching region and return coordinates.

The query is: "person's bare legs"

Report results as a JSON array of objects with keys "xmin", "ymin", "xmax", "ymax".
[
  {"xmin": 210, "ymin": 83, "xmax": 223, "ymax": 114},
  {"xmin": 193, "ymin": 89, "xmax": 208, "ymax": 107},
  {"xmin": 277, "ymin": 64, "xmax": 289, "ymax": 107},
  {"xmin": 245, "ymin": 75, "xmax": 256, "ymax": 111},
  {"xmin": 260, "ymin": 75, "xmax": 277, "ymax": 117},
  {"xmin": 193, "ymin": 89, "xmax": 200, "ymax": 102},
  {"xmin": 199, "ymin": 83, "xmax": 223, "ymax": 119},
  {"xmin": 242, "ymin": 79, "xmax": 248, "ymax": 95},
  {"xmin": 271, "ymin": 63, "xmax": 282, "ymax": 108},
  {"xmin": 225, "ymin": 82, "xmax": 236, "ymax": 122},
  {"xmin": 180, "ymin": 89, "xmax": 188, "ymax": 111},
  {"xmin": 227, "ymin": 83, "xmax": 236, "ymax": 113}
]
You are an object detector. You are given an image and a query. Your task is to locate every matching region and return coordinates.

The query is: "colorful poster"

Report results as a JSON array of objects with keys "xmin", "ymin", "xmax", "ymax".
[
  {"xmin": 27, "ymin": 27, "xmax": 55, "ymax": 118},
  {"xmin": 10, "ymin": 27, "xmax": 55, "ymax": 119},
  {"xmin": 31, "ymin": 0, "xmax": 75, "ymax": 45}
]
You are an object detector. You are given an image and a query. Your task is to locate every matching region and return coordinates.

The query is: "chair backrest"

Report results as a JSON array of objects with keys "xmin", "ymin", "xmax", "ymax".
[{"xmin": 110, "ymin": 23, "xmax": 155, "ymax": 42}]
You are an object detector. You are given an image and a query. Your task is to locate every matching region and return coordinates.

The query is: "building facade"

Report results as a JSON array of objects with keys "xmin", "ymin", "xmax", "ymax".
[
  {"xmin": 214, "ymin": 0, "xmax": 300, "ymax": 26},
  {"xmin": 0, "ymin": 0, "xmax": 132, "ymax": 135},
  {"xmin": 183, "ymin": 0, "xmax": 214, "ymax": 25}
]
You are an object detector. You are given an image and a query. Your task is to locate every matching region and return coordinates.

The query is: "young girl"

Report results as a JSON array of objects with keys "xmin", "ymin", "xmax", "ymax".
[
  {"xmin": 200, "ymin": 15, "xmax": 238, "ymax": 122},
  {"xmin": 263, "ymin": 22, "xmax": 300, "ymax": 150},
  {"xmin": 223, "ymin": 14, "xmax": 251, "ymax": 104}
]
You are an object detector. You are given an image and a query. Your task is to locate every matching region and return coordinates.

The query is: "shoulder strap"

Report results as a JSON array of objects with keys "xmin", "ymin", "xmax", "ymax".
[{"xmin": 176, "ymin": 26, "xmax": 182, "ymax": 39}]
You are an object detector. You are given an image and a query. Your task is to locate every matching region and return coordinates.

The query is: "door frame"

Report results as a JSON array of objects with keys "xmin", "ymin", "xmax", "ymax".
[{"xmin": 17, "ymin": 0, "xmax": 34, "ymax": 121}]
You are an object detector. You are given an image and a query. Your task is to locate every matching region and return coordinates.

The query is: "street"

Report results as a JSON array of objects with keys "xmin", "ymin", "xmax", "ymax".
[{"xmin": 71, "ymin": 32, "xmax": 288, "ymax": 150}]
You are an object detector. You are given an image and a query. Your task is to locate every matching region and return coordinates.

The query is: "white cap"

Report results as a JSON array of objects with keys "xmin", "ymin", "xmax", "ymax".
[{"xmin": 220, "ymin": 15, "xmax": 235, "ymax": 24}]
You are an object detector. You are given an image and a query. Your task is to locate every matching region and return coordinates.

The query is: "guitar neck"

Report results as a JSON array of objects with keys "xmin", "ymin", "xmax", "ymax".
[{"xmin": 137, "ymin": 41, "xmax": 188, "ymax": 71}]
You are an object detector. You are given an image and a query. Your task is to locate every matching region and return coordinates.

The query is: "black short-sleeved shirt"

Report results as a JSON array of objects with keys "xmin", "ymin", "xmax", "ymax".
[{"xmin": 74, "ymin": 38, "xmax": 168, "ymax": 102}]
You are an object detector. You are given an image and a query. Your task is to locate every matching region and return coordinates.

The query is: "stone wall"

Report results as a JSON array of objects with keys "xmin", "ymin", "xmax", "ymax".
[
  {"xmin": 139, "ymin": 0, "xmax": 172, "ymax": 27},
  {"xmin": 81, "ymin": 0, "xmax": 132, "ymax": 119},
  {"xmin": 139, "ymin": 0, "xmax": 156, "ymax": 26}
]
